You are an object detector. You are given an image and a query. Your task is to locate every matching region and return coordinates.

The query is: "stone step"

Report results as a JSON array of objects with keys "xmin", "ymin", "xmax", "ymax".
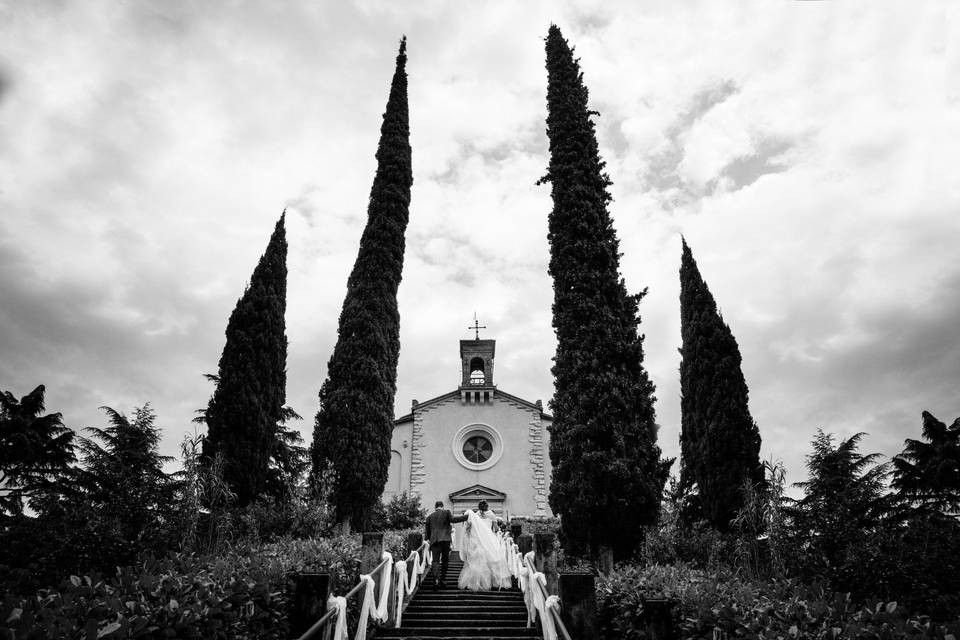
[
  {"xmin": 405, "ymin": 606, "xmax": 527, "ymax": 615},
  {"xmin": 376, "ymin": 627, "xmax": 540, "ymax": 638},
  {"xmin": 410, "ymin": 596, "xmax": 524, "ymax": 606},
  {"xmin": 401, "ymin": 612, "xmax": 527, "ymax": 627}
]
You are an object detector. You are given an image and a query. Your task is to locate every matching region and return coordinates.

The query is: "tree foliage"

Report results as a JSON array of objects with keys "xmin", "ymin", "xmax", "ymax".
[
  {"xmin": 0, "ymin": 385, "xmax": 76, "ymax": 517},
  {"xmin": 678, "ymin": 239, "xmax": 763, "ymax": 531},
  {"xmin": 311, "ymin": 38, "xmax": 412, "ymax": 531},
  {"xmin": 203, "ymin": 213, "xmax": 288, "ymax": 507},
  {"xmin": 790, "ymin": 430, "xmax": 889, "ymax": 586},
  {"xmin": 891, "ymin": 410, "xmax": 960, "ymax": 517},
  {"xmin": 77, "ymin": 405, "xmax": 178, "ymax": 565},
  {"xmin": 540, "ymin": 24, "xmax": 671, "ymax": 559}
]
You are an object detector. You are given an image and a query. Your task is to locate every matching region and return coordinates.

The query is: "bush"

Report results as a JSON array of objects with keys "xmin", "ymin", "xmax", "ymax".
[
  {"xmin": 509, "ymin": 516, "xmax": 561, "ymax": 536},
  {"xmin": 0, "ymin": 528, "xmax": 426, "ymax": 640},
  {"xmin": 0, "ymin": 552, "xmax": 289, "ymax": 640},
  {"xmin": 596, "ymin": 562, "xmax": 960, "ymax": 640},
  {"xmin": 371, "ymin": 492, "xmax": 426, "ymax": 532}
]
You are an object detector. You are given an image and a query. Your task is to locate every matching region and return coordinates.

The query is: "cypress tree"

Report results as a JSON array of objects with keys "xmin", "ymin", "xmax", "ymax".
[
  {"xmin": 679, "ymin": 238, "xmax": 763, "ymax": 530},
  {"xmin": 311, "ymin": 38, "xmax": 412, "ymax": 531},
  {"xmin": 541, "ymin": 25, "xmax": 671, "ymax": 559},
  {"xmin": 203, "ymin": 213, "xmax": 288, "ymax": 507}
]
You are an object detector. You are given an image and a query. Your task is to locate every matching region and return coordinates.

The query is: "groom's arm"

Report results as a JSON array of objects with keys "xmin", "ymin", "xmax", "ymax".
[
  {"xmin": 424, "ymin": 515, "xmax": 432, "ymax": 540},
  {"xmin": 450, "ymin": 512, "xmax": 468, "ymax": 524}
]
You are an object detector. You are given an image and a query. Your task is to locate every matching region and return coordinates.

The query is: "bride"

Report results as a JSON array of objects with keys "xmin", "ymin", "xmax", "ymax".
[{"xmin": 457, "ymin": 507, "xmax": 512, "ymax": 591}]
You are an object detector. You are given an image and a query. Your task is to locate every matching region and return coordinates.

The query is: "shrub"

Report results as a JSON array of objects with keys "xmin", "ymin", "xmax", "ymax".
[
  {"xmin": 596, "ymin": 562, "xmax": 960, "ymax": 640},
  {"xmin": 371, "ymin": 492, "xmax": 426, "ymax": 531},
  {"xmin": 0, "ymin": 529, "xmax": 429, "ymax": 640}
]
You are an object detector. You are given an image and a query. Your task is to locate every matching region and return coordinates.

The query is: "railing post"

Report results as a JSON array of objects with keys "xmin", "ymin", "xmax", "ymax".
[
  {"xmin": 386, "ymin": 562, "xmax": 398, "ymax": 627},
  {"xmin": 598, "ymin": 544, "xmax": 614, "ymax": 575},
  {"xmin": 361, "ymin": 532, "xmax": 386, "ymax": 632},
  {"xmin": 361, "ymin": 532, "xmax": 385, "ymax": 574},
  {"xmin": 407, "ymin": 532, "xmax": 423, "ymax": 554},
  {"xmin": 643, "ymin": 599, "xmax": 677, "ymax": 640},
  {"xmin": 534, "ymin": 532, "xmax": 558, "ymax": 595},
  {"xmin": 517, "ymin": 534, "xmax": 533, "ymax": 556},
  {"xmin": 290, "ymin": 572, "xmax": 331, "ymax": 638},
  {"xmin": 559, "ymin": 572, "xmax": 598, "ymax": 639},
  {"xmin": 406, "ymin": 532, "xmax": 424, "ymax": 589}
]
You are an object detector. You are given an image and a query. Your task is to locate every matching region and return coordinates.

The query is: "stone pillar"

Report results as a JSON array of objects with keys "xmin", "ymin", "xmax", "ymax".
[
  {"xmin": 386, "ymin": 565, "xmax": 398, "ymax": 627},
  {"xmin": 361, "ymin": 533, "xmax": 386, "ymax": 631},
  {"xmin": 406, "ymin": 531, "xmax": 424, "ymax": 587},
  {"xmin": 643, "ymin": 599, "xmax": 677, "ymax": 640},
  {"xmin": 510, "ymin": 523, "xmax": 523, "ymax": 539},
  {"xmin": 534, "ymin": 532, "xmax": 558, "ymax": 595},
  {"xmin": 559, "ymin": 573, "xmax": 598, "ymax": 639},
  {"xmin": 361, "ymin": 532, "xmax": 385, "ymax": 574},
  {"xmin": 407, "ymin": 532, "xmax": 423, "ymax": 555},
  {"xmin": 290, "ymin": 572, "xmax": 331, "ymax": 638},
  {"xmin": 598, "ymin": 545, "xmax": 614, "ymax": 576},
  {"xmin": 517, "ymin": 534, "xmax": 534, "ymax": 557}
]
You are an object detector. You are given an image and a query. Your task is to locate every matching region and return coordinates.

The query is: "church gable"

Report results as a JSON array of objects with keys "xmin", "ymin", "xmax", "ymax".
[{"xmin": 449, "ymin": 484, "xmax": 507, "ymax": 502}]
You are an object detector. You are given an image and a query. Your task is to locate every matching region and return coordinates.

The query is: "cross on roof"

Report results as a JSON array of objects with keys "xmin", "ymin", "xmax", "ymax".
[{"xmin": 467, "ymin": 313, "xmax": 487, "ymax": 340}]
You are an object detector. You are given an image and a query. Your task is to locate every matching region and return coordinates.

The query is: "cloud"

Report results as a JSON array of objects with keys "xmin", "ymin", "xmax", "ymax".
[{"xmin": 0, "ymin": 0, "xmax": 956, "ymax": 492}]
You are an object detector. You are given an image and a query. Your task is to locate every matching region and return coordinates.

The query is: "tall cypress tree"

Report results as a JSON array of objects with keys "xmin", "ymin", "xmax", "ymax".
[
  {"xmin": 679, "ymin": 238, "xmax": 763, "ymax": 531},
  {"xmin": 203, "ymin": 213, "xmax": 288, "ymax": 507},
  {"xmin": 542, "ymin": 25, "xmax": 671, "ymax": 559},
  {"xmin": 311, "ymin": 38, "xmax": 412, "ymax": 531}
]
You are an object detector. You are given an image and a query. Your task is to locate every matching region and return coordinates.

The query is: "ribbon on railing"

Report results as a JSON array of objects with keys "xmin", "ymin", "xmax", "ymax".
[
  {"xmin": 351, "ymin": 551, "xmax": 394, "ymax": 640},
  {"xmin": 326, "ymin": 594, "xmax": 348, "ymax": 640},
  {"xmin": 393, "ymin": 559, "xmax": 408, "ymax": 626},
  {"xmin": 394, "ymin": 545, "xmax": 432, "ymax": 628},
  {"xmin": 544, "ymin": 594, "xmax": 561, "ymax": 640}
]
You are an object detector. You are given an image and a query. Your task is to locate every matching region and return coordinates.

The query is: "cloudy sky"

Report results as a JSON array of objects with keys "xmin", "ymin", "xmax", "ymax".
[{"xmin": 1, "ymin": 1, "xmax": 957, "ymax": 489}]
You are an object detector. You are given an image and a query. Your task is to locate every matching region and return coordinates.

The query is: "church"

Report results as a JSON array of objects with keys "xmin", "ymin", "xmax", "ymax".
[{"xmin": 383, "ymin": 334, "xmax": 554, "ymax": 526}]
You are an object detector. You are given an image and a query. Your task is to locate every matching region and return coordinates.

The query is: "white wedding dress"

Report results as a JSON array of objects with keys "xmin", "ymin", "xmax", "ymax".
[{"xmin": 457, "ymin": 509, "xmax": 512, "ymax": 590}]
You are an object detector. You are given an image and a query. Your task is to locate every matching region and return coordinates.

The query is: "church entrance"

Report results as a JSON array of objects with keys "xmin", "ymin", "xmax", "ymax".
[{"xmin": 449, "ymin": 484, "xmax": 507, "ymax": 550}]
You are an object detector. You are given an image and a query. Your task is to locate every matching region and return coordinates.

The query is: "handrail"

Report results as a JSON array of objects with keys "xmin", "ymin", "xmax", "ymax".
[
  {"xmin": 294, "ymin": 608, "xmax": 336, "ymax": 640},
  {"xmin": 549, "ymin": 606, "xmax": 574, "ymax": 640},
  {"xmin": 523, "ymin": 555, "xmax": 574, "ymax": 640},
  {"xmin": 295, "ymin": 552, "xmax": 395, "ymax": 640}
]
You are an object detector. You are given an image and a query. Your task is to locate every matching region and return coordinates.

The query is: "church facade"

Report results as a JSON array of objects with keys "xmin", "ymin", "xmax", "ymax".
[{"xmin": 384, "ymin": 337, "xmax": 554, "ymax": 523}]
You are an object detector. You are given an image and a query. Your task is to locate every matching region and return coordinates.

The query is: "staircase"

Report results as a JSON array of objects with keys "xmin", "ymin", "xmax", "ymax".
[{"xmin": 376, "ymin": 553, "xmax": 540, "ymax": 639}]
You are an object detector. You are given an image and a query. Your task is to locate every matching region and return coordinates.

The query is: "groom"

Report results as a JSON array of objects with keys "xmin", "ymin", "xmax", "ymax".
[{"xmin": 424, "ymin": 500, "xmax": 468, "ymax": 589}]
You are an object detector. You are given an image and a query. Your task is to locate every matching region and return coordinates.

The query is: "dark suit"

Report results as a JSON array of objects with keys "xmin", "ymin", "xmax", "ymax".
[{"xmin": 424, "ymin": 508, "xmax": 468, "ymax": 586}]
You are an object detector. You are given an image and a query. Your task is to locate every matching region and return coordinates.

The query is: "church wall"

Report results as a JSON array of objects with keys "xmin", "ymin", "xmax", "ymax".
[
  {"xmin": 384, "ymin": 419, "xmax": 413, "ymax": 499},
  {"xmin": 412, "ymin": 393, "xmax": 553, "ymax": 520}
]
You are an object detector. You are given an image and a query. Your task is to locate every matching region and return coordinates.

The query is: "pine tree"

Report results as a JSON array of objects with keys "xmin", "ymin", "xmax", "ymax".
[
  {"xmin": 892, "ymin": 411, "xmax": 960, "ymax": 517},
  {"xmin": 203, "ymin": 213, "xmax": 288, "ymax": 506},
  {"xmin": 541, "ymin": 25, "xmax": 671, "ymax": 559},
  {"xmin": 80, "ymin": 404, "xmax": 176, "ymax": 566},
  {"xmin": 678, "ymin": 239, "xmax": 763, "ymax": 531},
  {"xmin": 0, "ymin": 385, "xmax": 76, "ymax": 517},
  {"xmin": 311, "ymin": 38, "xmax": 412, "ymax": 531},
  {"xmin": 791, "ymin": 430, "xmax": 889, "ymax": 583}
]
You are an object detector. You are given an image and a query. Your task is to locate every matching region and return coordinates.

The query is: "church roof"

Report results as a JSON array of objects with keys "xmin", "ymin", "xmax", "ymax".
[{"xmin": 393, "ymin": 387, "xmax": 553, "ymax": 424}]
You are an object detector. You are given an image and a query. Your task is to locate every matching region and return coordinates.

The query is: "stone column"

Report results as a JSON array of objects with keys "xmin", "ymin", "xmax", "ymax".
[
  {"xmin": 361, "ymin": 532, "xmax": 385, "ymax": 574},
  {"xmin": 643, "ymin": 599, "xmax": 677, "ymax": 640},
  {"xmin": 559, "ymin": 572, "xmax": 598, "ymax": 639},
  {"xmin": 517, "ymin": 534, "xmax": 534, "ymax": 557},
  {"xmin": 407, "ymin": 532, "xmax": 423, "ymax": 555},
  {"xmin": 598, "ymin": 545, "xmax": 614, "ymax": 576},
  {"xmin": 290, "ymin": 572, "xmax": 331, "ymax": 638},
  {"xmin": 510, "ymin": 523, "xmax": 523, "ymax": 539},
  {"xmin": 534, "ymin": 532, "xmax": 558, "ymax": 595},
  {"xmin": 361, "ymin": 533, "xmax": 387, "ymax": 631}
]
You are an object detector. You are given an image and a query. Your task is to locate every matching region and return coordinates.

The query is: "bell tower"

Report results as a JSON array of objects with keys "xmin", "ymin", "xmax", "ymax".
[
  {"xmin": 459, "ymin": 316, "xmax": 495, "ymax": 404},
  {"xmin": 460, "ymin": 338, "xmax": 496, "ymax": 388}
]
